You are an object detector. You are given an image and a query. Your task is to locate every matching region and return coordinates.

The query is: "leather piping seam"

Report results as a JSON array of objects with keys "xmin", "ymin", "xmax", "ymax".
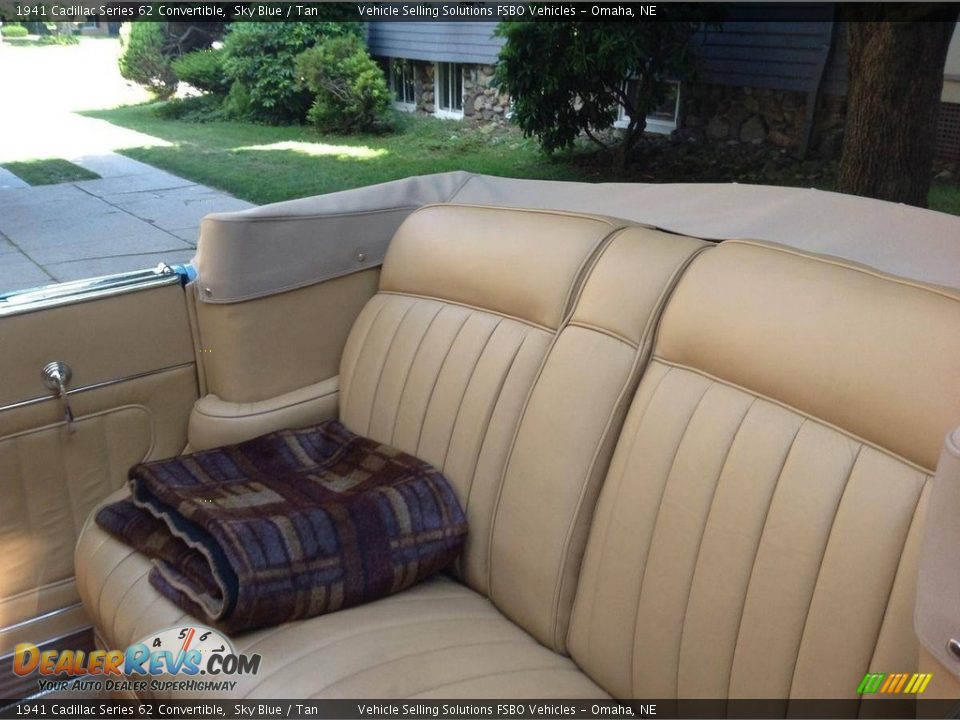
[
  {"xmin": 725, "ymin": 239, "xmax": 960, "ymax": 303},
  {"xmin": 484, "ymin": 223, "xmax": 630, "ymax": 612},
  {"xmin": 725, "ymin": 417, "xmax": 806, "ymax": 698},
  {"xmin": 378, "ymin": 290, "xmax": 555, "ymax": 334},
  {"xmin": 564, "ymin": 321, "xmax": 638, "ymax": 349},
  {"xmin": 785, "ymin": 443, "xmax": 864, "ymax": 696},
  {"xmin": 653, "ymin": 357, "xmax": 935, "ymax": 475},
  {"xmin": 863, "ymin": 476, "xmax": 928, "ymax": 705},
  {"xmin": 553, "ymin": 243, "xmax": 712, "ymax": 650}
]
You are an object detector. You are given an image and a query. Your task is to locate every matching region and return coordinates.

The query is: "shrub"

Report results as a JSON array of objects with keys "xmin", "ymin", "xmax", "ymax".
[
  {"xmin": 118, "ymin": 22, "xmax": 177, "ymax": 99},
  {"xmin": 172, "ymin": 48, "xmax": 228, "ymax": 95},
  {"xmin": 38, "ymin": 33, "xmax": 78, "ymax": 45},
  {"xmin": 155, "ymin": 94, "xmax": 227, "ymax": 122},
  {"xmin": 494, "ymin": 21, "xmax": 701, "ymax": 165},
  {"xmin": 222, "ymin": 79, "xmax": 252, "ymax": 119},
  {"xmin": 1, "ymin": 24, "xmax": 29, "ymax": 38},
  {"xmin": 296, "ymin": 36, "xmax": 392, "ymax": 134},
  {"xmin": 221, "ymin": 22, "xmax": 360, "ymax": 124}
]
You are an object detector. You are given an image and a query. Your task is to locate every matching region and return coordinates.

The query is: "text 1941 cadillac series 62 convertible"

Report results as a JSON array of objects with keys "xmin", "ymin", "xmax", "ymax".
[{"xmin": 0, "ymin": 172, "xmax": 959, "ymax": 715}]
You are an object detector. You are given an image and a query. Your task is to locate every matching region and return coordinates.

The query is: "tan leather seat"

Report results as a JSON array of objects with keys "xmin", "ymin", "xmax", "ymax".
[
  {"xmin": 568, "ymin": 240, "xmax": 960, "ymax": 699},
  {"xmin": 74, "ymin": 210, "xmax": 960, "ymax": 700},
  {"xmin": 75, "ymin": 205, "xmax": 706, "ymax": 698}
]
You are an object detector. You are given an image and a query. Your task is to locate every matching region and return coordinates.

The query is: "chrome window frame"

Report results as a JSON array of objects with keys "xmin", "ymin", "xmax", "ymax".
[{"xmin": 0, "ymin": 263, "xmax": 194, "ymax": 319}]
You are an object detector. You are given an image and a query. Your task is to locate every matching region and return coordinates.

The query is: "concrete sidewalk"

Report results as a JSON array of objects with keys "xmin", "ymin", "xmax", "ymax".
[{"xmin": 0, "ymin": 153, "xmax": 253, "ymax": 294}]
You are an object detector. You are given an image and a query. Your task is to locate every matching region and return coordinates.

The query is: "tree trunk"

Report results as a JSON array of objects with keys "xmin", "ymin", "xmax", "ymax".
[{"xmin": 836, "ymin": 10, "xmax": 958, "ymax": 207}]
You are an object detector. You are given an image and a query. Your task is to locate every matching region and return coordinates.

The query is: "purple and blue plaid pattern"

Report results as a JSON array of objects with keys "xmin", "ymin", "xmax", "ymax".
[{"xmin": 96, "ymin": 421, "xmax": 467, "ymax": 633}]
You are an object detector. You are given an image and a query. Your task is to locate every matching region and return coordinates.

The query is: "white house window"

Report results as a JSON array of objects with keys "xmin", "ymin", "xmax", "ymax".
[
  {"xmin": 389, "ymin": 59, "xmax": 416, "ymax": 110},
  {"xmin": 435, "ymin": 62, "xmax": 464, "ymax": 119},
  {"xmin": 615, "ymin": 80, "xmax": 681, "ymax": 135}
]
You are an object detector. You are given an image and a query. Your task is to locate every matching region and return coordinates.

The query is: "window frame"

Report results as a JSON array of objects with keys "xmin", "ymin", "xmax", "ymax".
[
  {"xmin": 388, "ymin": 58, "xmax": 417, "ymax": 111},
  {"xmin": 615, "ymin": 80, "xmax": 681, "ymax": 135},
  {"xmin": 434, "ymin": 62, "xmax": 464, "ymax": 120}
]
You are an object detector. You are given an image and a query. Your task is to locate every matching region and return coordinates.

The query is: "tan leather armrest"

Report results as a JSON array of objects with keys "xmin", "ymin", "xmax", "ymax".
[{"xmin": 187, "ymin": 376, "xmax": 339, "ymax": 450}]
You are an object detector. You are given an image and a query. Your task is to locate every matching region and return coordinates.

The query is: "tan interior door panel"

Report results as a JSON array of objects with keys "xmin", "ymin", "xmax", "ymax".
[{"xmin": 0, "ymin": 281, "xmax": 199, "ymax": 656}]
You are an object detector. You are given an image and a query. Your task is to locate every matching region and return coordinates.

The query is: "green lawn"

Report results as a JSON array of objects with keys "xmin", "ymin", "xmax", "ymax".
[
  {"xmin": 84, "ymin": 102, "xmax": 960, "ymax": 215},
  {"xmin": 83, "ymin": 104, "xmax": 583, "ymax": 205},
  {"xmin": 2, "ymin": 158, "xmax": 100, "ymax": 185},
  {"xmin": 929, "ymin": 183, "xmax": 960, "ymax": 216}
]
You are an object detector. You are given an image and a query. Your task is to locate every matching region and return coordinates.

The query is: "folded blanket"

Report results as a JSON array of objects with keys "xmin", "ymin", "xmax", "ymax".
[{"xmin": 95, "ymin": 421, "xmax": 467, "ymax": 633}]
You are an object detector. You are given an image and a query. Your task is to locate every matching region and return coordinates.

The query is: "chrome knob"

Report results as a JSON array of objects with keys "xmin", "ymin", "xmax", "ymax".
[{"xmin": 42, "ymin": 361, "xmax": 75, "ymax": 432}]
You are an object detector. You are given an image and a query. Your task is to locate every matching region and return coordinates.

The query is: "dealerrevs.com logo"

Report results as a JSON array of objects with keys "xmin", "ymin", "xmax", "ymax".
[{"xmin": 13, "ymin": 625, "xmax": 261, "ymax": 694}]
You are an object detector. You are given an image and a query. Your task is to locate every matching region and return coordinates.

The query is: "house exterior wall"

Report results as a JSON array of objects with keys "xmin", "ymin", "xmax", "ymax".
[
  {"xmin": 368, "ymin": 22, "xmax": 505, "ymax": 64},
  {"xmin": 378, "ymin": 57, "xmax": 510, "ymax": 123},
  {"xmin": 368, "ymin": 16, "xmax": 956, "ymax": 163},
  {"xmin": 694, "ymin": 10, "xmax": 837, "ymax": 93}
]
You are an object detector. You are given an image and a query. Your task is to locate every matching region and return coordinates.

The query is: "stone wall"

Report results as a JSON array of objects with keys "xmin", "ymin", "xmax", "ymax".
[
  {"xmin": 414, "ymin": 62, "xmax": 435, "ymax": 114},
  {"xmin": 381, "ymin": 59, "xmax": 509, "ymax": 123},
  {"xmin": 681, "ymin": 82, "xmax": 848, "ymax": 158},
  {"xmin": 463, "ymin": 64, "xmax": 509, "ymax": 123}
]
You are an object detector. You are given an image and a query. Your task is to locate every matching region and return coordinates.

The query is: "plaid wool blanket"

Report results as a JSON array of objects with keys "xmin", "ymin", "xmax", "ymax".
[{"xmin": 95, "ymin": 421, "xmax": 467, "ymax": 633}]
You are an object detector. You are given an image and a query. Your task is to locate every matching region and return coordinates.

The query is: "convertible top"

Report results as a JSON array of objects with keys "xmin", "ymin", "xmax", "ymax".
[{"xmin": 194, "ymin": 172, "xmax": 960, "ymax": 303}]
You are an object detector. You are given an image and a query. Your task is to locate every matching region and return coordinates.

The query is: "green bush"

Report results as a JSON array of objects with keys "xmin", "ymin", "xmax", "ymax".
[
  {"xmin": 296, "ymin": 36, "xmax": 392, "ymax": 134},
  {"xmin": 172, "ymin": 48, "xmax": 228, "ymax": 95},
  {"xmin": 221, "ymin": 22, "xmax": 360, "ymax": 124},
  {"xmin": 155, "ymin": 94, "xmax": 227, "ymax": 122},
  {"xmin": 222, "ymin": 79, "xmax": 252, "ymax": 119},
  {"xmin": 118, "ymin": 22, "xmax": 177, "ymax": 99},
  {"xmin": 38, "ymin": 33, "xmax": 78, "ymax": 45},
  {"xmin": 1, "ymin": 24, "xmax": 29, "ymax": 38}
]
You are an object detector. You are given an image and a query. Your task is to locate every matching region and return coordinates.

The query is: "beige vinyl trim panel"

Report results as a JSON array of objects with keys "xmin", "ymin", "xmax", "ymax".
[
  {"xmin": 0, "ymin": 281, "xmax": 199, "ymax": 655},
  {"xmin": 195, "ymin": 269, "xmax": 378, "ymax": 403},
  {"xmin": 0, "ymin": 283, "xmax": 195, "ymax": 409},
  {"xmin": 194, "ymin": 172, "xmax": 473, "ymax": 304}
]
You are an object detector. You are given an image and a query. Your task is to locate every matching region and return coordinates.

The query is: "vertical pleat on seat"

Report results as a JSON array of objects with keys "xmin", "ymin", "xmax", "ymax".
[
  {"xmin": 569, "ymin": 360, "xmax": 933, "ymax": 701},
  {"xmin": 337, "ymin": 204, "xmax": 628, "ymax": 595},
  {"xmin": 338, "ymin": 293, "xmax": 553, "ymax": 590},
  {"xmin": 568, "ymin": 238, "xmax": 960, "ymax": 701}
]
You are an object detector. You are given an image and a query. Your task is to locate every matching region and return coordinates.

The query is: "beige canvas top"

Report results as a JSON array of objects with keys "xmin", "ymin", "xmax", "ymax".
[{"xmin": 194, "ymin": 172, "xmax": 960, "ymax": 303}]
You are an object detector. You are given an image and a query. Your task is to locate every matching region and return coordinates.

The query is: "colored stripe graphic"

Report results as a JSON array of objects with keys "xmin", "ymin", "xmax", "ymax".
[
  {"xmin": 857, "ymin": 673, "xmax": 885, "ymax": 694},
  {"xmin": 857, "ymin": 672, "xmax": 932, "ymax": 694}
]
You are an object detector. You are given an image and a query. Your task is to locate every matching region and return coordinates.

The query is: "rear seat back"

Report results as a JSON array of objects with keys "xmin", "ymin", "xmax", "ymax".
[
  {"xmin": 487, "ymin": 227, "xmax": 707, "ymax": 651},
  {"xmin": 568, "ymin": 240, "xmax": 960, "ymax": 699},
  {"xmin": 338, "ymin": 205, "xmax": 710, "ymax": 653},
  {"xmin": 338, "ymin": 204, "xmax": 626, "ymax": 593}
]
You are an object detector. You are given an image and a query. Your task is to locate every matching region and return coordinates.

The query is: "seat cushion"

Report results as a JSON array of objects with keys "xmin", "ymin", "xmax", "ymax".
[{"xmin": 76, "ymin": 495, "xmax": 604, "ymax": 699}]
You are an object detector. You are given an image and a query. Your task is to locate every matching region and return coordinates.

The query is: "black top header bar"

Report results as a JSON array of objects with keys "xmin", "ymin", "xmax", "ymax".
[{"xmin": 11, "ymin": 2, "xmax": 960, "ymax": 24}]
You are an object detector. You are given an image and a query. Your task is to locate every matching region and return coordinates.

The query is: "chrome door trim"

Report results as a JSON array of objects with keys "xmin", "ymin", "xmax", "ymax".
[
  {"xmin": 0, "ymin": 361, "xmax": 197, "ymax": 414},
  {"xmin": 0, "ymin": 603, "xmax": 87, "ymax": 640},
  {"xmin": 0, "ymin": 264, "xmax": 190, "ymax": 319}
]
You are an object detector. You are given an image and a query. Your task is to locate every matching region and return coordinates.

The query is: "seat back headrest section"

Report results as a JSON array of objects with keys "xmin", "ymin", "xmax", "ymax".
[
  {"xmin": 486, "ymin": 227, "xmax": 711, "ymax": 652},
  {"xmin": 379, "ymin": 204, "xmax": 628, "ymax": 331},
  {"xmin": 655, "ymin": 240, "xmax": 960, "ymax": 471}
]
